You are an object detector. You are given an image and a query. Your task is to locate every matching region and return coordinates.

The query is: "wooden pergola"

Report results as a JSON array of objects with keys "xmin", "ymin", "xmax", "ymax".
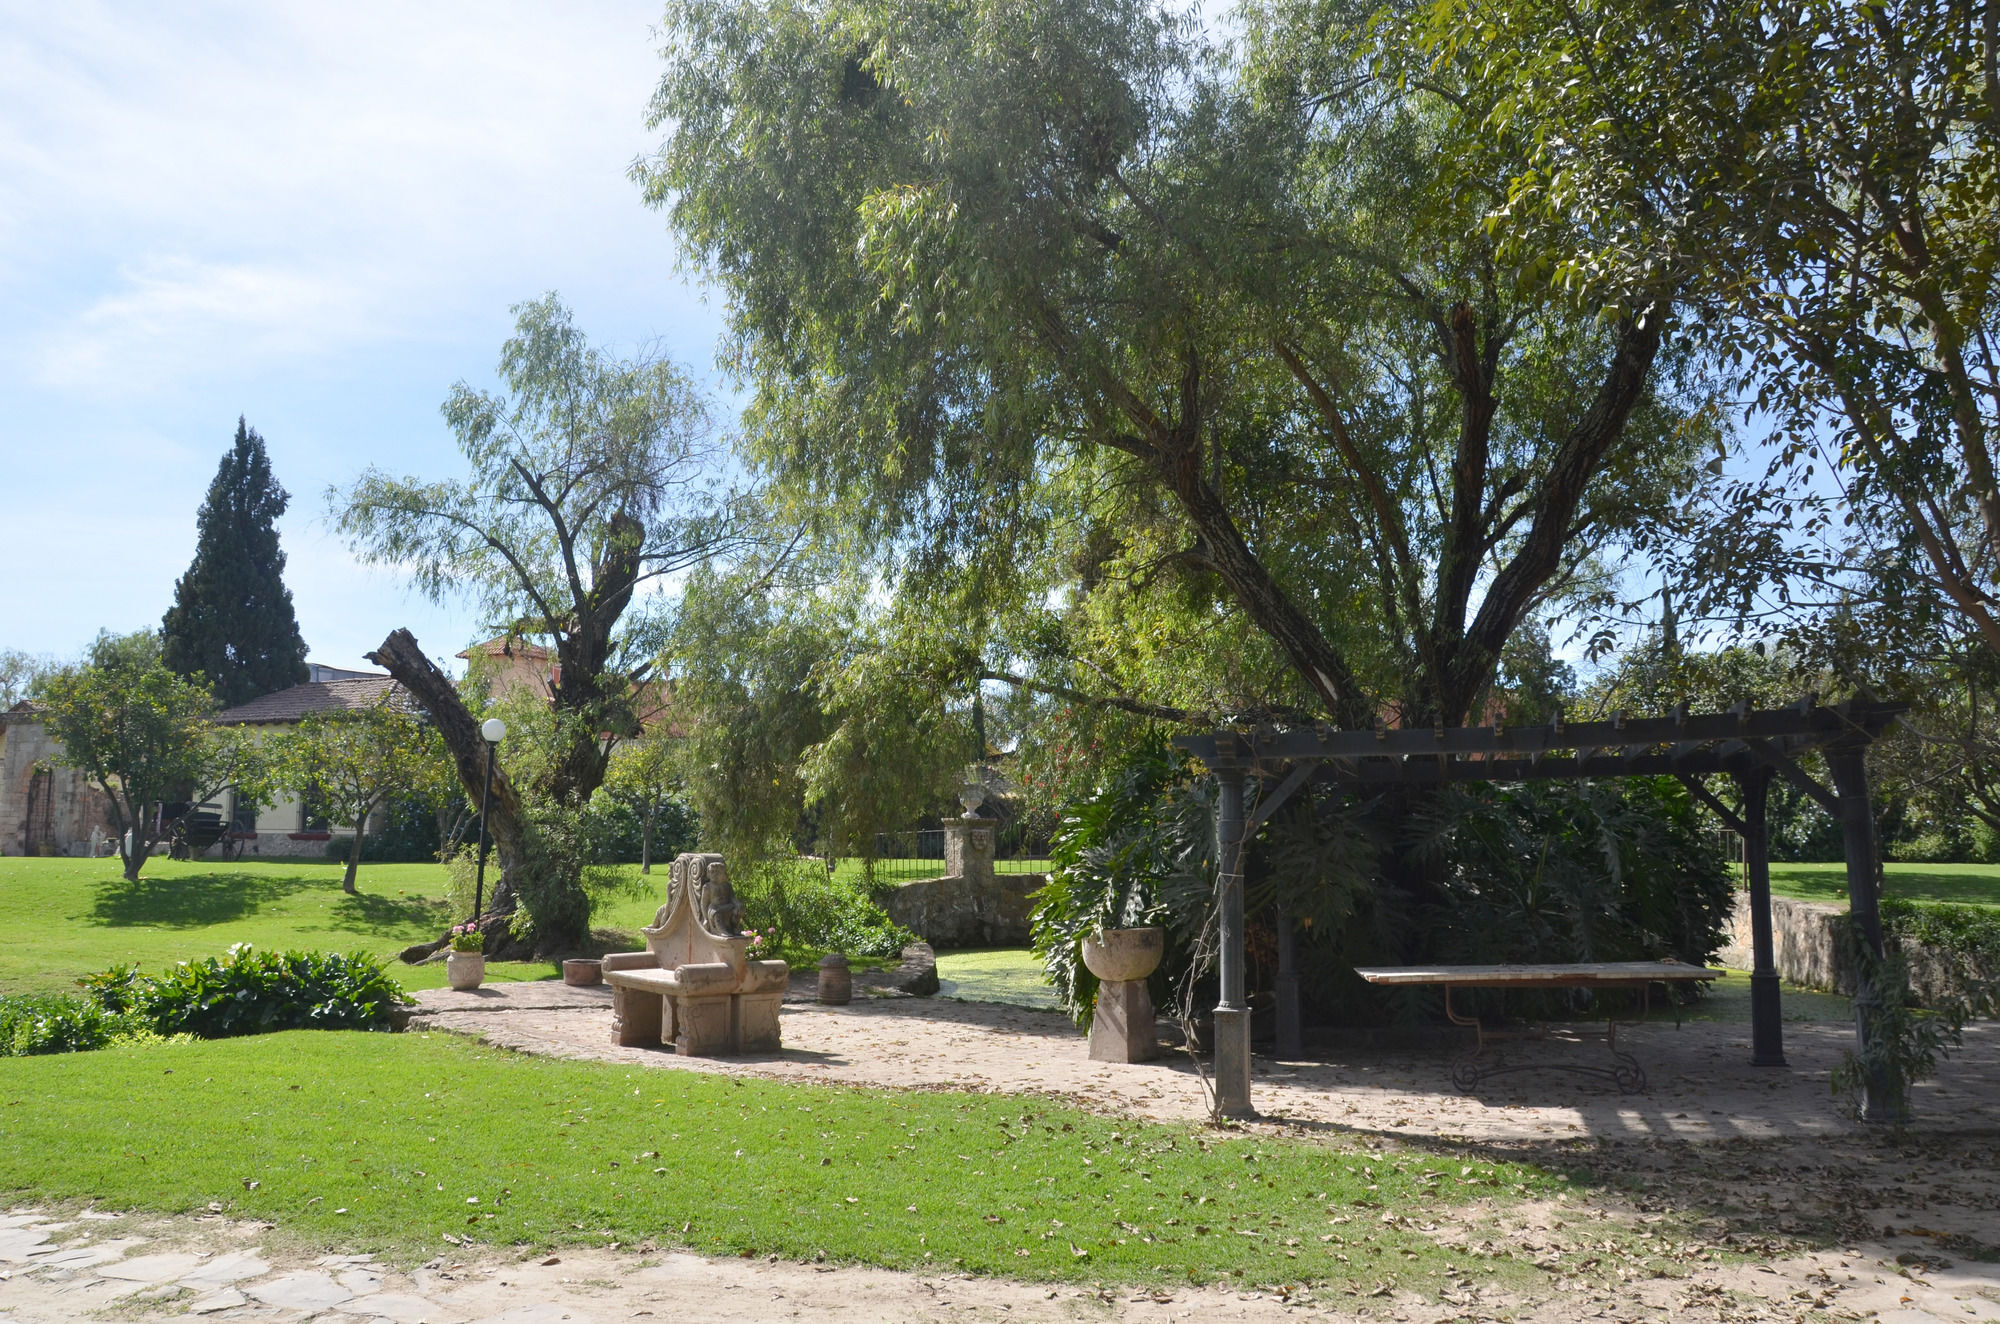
[{"xmin": 1174, "ymin": 698, "xmax": 1909, "ymax": 1121}]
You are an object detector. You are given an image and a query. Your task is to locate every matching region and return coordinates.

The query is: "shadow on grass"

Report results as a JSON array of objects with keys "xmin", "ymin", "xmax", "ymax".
[
  {"xmin": 86, "ymin": 870, "xmax": 318, "ymax": 929},
  {"xmin": 318, "ymin": 890, "xmax": 454, "ymax": 939}
]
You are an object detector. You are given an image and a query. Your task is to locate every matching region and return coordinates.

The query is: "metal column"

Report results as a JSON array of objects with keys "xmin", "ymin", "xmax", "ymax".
[
  {"xmin": 1213, "ymin": 764, "xmax": 1254, "ymax": 1118},
  {"xmin": 1740, "ymin": 767, "xmax": 1786, "ymax": 1066}
]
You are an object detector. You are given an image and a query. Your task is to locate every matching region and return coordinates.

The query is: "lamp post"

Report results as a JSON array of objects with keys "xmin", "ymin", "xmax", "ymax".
[{"xmin": 472, "ymin": 717, "xmax": 507, "ymax": 922}]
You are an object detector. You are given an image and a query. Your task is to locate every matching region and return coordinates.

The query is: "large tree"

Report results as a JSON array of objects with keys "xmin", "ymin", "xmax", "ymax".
[
  {"xmin": 1411, "ymin": 0, "xmax": 2000, "ymax": 663},
  {"xmin": 161, "ymin": 419, "xmax": 310, "ymax": 707},
  {"xmin": 334, "ymin": 295, "xmax": 746, "ymax": 808},
  {"xmin": 637, "ymin": 0, "xmax": 1719, "ymax": 733},
  {"xmin": 37, "ymin": 631, "xmax": 266, "ymax": 881}
]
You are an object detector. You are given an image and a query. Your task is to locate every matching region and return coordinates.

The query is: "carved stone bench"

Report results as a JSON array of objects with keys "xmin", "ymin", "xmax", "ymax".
[{"xmin": 603, "ymin": 852, "xmax": 790, "ymax": 1057}]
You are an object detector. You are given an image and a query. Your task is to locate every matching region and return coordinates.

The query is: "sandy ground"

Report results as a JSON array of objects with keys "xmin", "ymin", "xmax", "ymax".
[{"xmin": 405, "ymin": 980, "xmax": 2000, "ymax": 1143}]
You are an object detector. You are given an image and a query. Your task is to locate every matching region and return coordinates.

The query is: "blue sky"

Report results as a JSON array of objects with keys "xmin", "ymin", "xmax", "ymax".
[{"xmin": 0, "ymin": 1, "xmax": 728, "ymax": 674}]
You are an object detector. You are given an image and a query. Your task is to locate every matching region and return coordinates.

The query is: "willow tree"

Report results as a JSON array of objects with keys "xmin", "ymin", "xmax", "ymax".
[
  {"xmin": 636, "ymin": 0, "xmax": 1722, "ymax": 734},
  {"xmin": 333, "ymin": 294, "xmax": 745, "ymax": 808}
]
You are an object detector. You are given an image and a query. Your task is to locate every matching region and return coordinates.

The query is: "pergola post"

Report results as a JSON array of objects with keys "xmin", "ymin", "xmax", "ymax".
[
  {"xmin": 1826, "ymin": 746, "xmax": 1905, "ymax": 1123},
  {"xmin": 1213, "ymin": 763, "xmax": 1254, "ymax": 1118},
  {"xmin": 1737, "ymin": 767, "xmax": 1785, "ymax": 1066}
]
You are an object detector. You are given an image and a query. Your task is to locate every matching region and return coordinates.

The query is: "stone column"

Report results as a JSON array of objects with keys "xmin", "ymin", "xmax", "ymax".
[{"xmin": 942, "ymin": 814, "xmax": 995, "ymax": 886}]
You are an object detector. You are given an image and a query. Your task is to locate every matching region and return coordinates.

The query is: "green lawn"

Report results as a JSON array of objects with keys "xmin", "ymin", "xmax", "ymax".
[
  {"xmin": 936, "ymin": 947, "xmax": 1060, "ymax": 1010},
  {"xmin": 1767, "ymin": 861, "xmax": 2000, "ymax": 908},
  {"xmin": 0, "ymin": 856, "xmax": 621, "ymax": 997},
  {"xmin": 0, "ymin": 1030, "xmax": 1550, "ymax": 1290}
]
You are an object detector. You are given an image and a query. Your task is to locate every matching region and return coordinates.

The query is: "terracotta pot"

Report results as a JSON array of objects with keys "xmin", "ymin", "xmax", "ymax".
[
  {"xmin": 1081, "ymin": 927, "xmax": 1163, "ymax": 983},
  {"xmin": 562, "ymin": 958, "xmax": 602, "ymax": 986},
  {"xmin": 446, "ymin": 952, "xmax": 486, "ymax": 991}
]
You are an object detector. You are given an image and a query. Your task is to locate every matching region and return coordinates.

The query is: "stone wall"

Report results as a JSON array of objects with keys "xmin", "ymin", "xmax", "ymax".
[
  {"xmin": 1720, "ymin": 889, "xmax": 1996, "ymax": 1009},
  {"xmin": 883, "ymin": 873, "xmax": 1046, "ymax": 948},
  {"xmin": 0, "ymin": 715, "xmax": 113, "ymax": 856}
]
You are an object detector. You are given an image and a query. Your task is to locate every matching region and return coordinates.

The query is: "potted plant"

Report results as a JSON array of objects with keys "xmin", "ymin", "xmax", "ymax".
[{"xmin": 445, "ymin": 923, "xmax": 486, "ymax": 991}]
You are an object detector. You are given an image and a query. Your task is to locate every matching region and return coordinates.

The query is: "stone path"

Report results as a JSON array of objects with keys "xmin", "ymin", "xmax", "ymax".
[
  {"xmin": 4, "ymin": 1197, "xmax": 1997, "ymax": 1324},
  {"xmin": 409, "ymin": 981, "xmax": 2000, "ymax": 1143}
]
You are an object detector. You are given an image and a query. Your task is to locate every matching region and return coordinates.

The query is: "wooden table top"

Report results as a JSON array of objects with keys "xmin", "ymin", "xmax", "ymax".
[{"xmin": 1353, "ymin": 961, "xmax": 1721, "ymax": 988}]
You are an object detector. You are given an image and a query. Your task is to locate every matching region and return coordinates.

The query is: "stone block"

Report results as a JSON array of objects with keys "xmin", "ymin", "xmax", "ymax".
[
  {"xmin": 610, "ymin": 982, "xmax": 663, "ymax": 1047},
  {"xmin": 1088, "ymin": 978, "xmax": 1158, "ymax": 1063}
]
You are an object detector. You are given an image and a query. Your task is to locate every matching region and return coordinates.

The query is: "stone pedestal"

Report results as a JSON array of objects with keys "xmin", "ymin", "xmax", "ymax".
[
  {"xmin": 943, "ymin": 814, "xmax": 995, "ymax": 886},
  {"xmin": 1089, "ymin": 978, "xmax": 1158, "ymax": 1062},
  {"xmin": 1081, "ymin": 927, "xmax": 1164, "ymax": 1065}
]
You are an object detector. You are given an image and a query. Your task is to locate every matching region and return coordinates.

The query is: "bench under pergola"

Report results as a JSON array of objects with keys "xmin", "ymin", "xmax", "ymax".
[{"xmin": 1173, "ymin": 697, "xmax": 1909, "ymax": 1121}]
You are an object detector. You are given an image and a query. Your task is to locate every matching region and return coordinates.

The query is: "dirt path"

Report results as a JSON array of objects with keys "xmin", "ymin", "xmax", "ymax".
[{"xmin": 408, "ymin": 983, "xmax": 2000, "ymax": 1144}]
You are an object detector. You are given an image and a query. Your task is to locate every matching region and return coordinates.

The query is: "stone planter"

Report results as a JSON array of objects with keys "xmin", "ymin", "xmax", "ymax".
[
  {"xmin": 446, "ymin": 952, "xmax": 486, "ymax": 992},
  {"xmin": 562, "ymin": 958, "xmax": 602, "ymax": 986},
  {"xmin": 1082, "ymin": 927, "xmax": 1163, "ymax": 1063},
  {"xmin": 1081, "ymin": 927, "xmax": 1164, "ymax": 982}
]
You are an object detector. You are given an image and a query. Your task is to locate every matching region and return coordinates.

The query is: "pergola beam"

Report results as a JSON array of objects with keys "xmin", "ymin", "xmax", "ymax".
[{"xmin": 1174, "ymin": 698, "xmax": 1908, "ymax": 1122}]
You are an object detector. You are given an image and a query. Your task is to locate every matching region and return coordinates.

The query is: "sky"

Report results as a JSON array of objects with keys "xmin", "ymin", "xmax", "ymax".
[{"xmin": 0, "ymin": 1, "xmax": 728, "ymax": 675}]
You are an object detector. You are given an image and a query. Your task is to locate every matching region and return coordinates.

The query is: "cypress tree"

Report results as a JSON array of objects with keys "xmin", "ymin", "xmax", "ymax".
[{"xmin": 161, "ymin": 418, "xmax": 310, "ymax": 707}]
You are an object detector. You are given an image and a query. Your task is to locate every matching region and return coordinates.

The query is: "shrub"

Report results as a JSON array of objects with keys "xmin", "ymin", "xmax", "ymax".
[
  {"xmin": 0, "ymin": 993, "xmax": 129, "ymax": 1056},
  {"xmin": 126, "ymin": 944, "xmax": 414, "ymax": 1039},
  {"xmin": 731, "ymin": 856, "xmax": 918, "ymax": 960}
]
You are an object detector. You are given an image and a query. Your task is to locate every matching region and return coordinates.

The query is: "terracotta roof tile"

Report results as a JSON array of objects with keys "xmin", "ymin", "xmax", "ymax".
[{"xmin": 213, "ymin": 676, "xmax": 401, "ymax": 724}]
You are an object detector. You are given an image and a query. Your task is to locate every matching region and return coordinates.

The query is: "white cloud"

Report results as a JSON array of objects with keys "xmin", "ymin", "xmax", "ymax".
[
  {"xmin": 37, "ymin": 257, "xmax": 381, "ymax": 388},
  {"xmin": 0, "ymin": 0, "xmax": 728, "ymax": 660}
]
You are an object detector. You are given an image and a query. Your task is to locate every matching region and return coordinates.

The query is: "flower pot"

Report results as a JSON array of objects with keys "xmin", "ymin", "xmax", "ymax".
[
  {"xmin": 446, "ymin": 952, "xmax": 486, "ymax": 991},
  {"xmin": 562, "ymin": 958, "xmax": 602, "ymax": 986},
  {"xmin": 1081, "ymin": 927, "xmax": 1164, "ymax": 983}
]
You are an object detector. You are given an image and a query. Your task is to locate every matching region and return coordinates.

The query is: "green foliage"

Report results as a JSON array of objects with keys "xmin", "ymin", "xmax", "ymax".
[
  {"xmin": 640, "ymin": 0, "xmax": 1724, "ymax": 750},
  {"xmin": 1882, "ymin": 898, "xmax": 2000, "ymax": 965},
  {"xmin": 1411, "ymin": 778, "xmax": 1735, "ymax": 974},
  {"xmin": 1831, "ymin": 920, "xmax": 1969, "ymax": 1120},
  {"xmin": 0, "ymin": 993, "xmax": 128, "ymax": 1056},
  {"xmin": 333, "ymin": 294, "xmax": 741, "ymax": 808},
  {"xmin": 668, "ymin": 561, "xmax": 969, "ymax": 864},
  {"xmin": 1031, "ymin": 736, "xmax": 1211, "ymax": 1025},
  {"xmin": 596, "ymin": 732, "xmax": 699, "ymax": 868},
  {"xmin": 74, "ymin": 963, "xmax": 143, "ymax": 1013},
  {"xmin": 35, "ymin": 631, "xmax": 267, "ymax": 880},
  {"xmin": 269, "ymin": 700, "xmax": 449, "ymax": 892},
  {"xmin": 729, "ymin": 857, "xmax": 917, "ymax": 960},
  {"xmin": 160, "ymin": 417, "xmax": 310, "ymax": 707},
  {"xmin": 0, "ymin": 648, "xmax": 50, "ymax": 708},
  {"xmin": 114, "ymin": 944, "xmax": 414, "ymax": 1039}
]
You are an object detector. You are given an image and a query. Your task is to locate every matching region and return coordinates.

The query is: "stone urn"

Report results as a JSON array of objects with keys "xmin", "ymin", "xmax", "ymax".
[
  {"xmin": 1082, "ymin": 927, "xmax": 1163, "ymax": 1064},
  {"xmin": 562, "ymin": 958, "xmax": 602, "ymax": 987},
  {"xmin": 1081, "ymin": 927, "xmax": 1164, "ymax": 983},
  {"xmin": 446, "ymin": 952, "xmax": 486, "ymax": 992}
]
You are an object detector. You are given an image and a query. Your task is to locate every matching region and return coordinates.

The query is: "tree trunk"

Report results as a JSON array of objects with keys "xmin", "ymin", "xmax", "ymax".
[
  {"xmin": 641, "ymin": 801, "xmax": 654, "ymax": 873},
  {"xmin": 367, "ymin": 629, "xmax": 528, "ymax": 912},
  {"xmin": 343, "ymin": 821, "xmax": 363, "ymax": 894}
]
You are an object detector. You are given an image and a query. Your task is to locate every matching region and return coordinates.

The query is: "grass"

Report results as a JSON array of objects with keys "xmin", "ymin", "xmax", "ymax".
[
  {"xmin": 1767, "ymin": 861, "xmax": 2000, "ymax": 909},
  {"xmin": 0, "ymin": 1030, "xmax": 1552, "ymax": 1290},
  {"xmin": 936, "ymin": 947, "xmax": 1060, "ymax": 1010},
  {"xmin": 0, "ymin": 856, "xmax": 577, "ymax": 997}
]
